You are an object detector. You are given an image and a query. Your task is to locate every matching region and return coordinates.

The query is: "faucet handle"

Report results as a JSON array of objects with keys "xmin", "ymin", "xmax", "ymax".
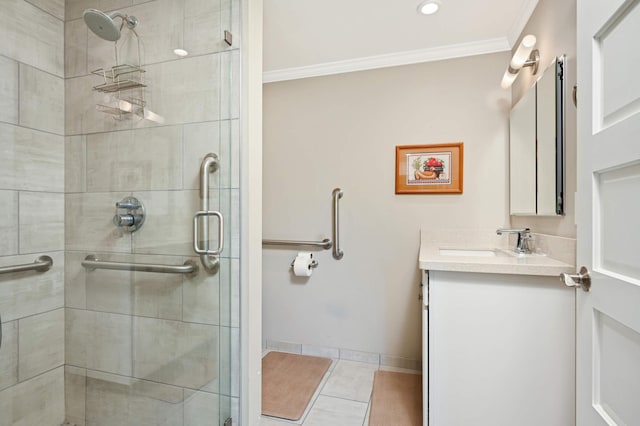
[{"xmin": 496, "ymin": 228, "xmax": 532, "ymax": 254}]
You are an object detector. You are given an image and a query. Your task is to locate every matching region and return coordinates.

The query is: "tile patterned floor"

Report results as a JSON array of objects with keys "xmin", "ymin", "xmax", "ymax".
[{"xmin": 260, "ymin": 353, "xmax": 421, "ymax": 426}]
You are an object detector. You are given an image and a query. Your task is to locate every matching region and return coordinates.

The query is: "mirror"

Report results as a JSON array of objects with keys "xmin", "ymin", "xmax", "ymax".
[{"xmin": 509, "ymin": 55, "xmax": 565, "ymax": 216}]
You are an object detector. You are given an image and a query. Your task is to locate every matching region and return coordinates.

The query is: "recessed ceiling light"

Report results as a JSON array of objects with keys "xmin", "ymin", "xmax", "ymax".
[
  {"xmin": 418, "ymin": 0, "xmax": 441, "ymax": 15},
  {"xmin": 173, "ymin": 48, "xmax": 189, "ymax": 57}
]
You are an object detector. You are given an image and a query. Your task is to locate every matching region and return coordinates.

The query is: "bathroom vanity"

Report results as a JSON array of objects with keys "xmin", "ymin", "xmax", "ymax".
[{"xmin": 418, "ymin": 230, "xmax": 576, "ymax": 426}]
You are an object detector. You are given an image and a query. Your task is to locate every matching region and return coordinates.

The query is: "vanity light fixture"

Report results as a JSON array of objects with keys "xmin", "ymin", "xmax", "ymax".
[
  {"xmin": 501, "ymin": 34, "xmax": 540, "ymax": 89},
  {"xmin": 417, "ymin": 0, "xmax": 441, "ymax": 15}
]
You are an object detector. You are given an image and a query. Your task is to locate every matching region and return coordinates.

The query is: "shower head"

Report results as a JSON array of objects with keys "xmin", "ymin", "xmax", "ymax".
[{"xmin": 83, "ymin": 9, "xmax": 138, "ymax": 41}]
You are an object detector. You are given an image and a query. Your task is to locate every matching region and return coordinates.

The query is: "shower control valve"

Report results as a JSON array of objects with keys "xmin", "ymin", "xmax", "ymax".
[{"xmin": 113, "ymin": 196, "xmax": 145, "ymax": 234}]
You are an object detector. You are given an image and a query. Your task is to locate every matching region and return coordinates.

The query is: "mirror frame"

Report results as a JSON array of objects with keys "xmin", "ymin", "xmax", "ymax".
[
  {"xmin": 509, "ymin": 55, "xmax": 566, "ymax": 216},
  {"xmin": 555, "ymin": 55, "xmax": 566, "ymax": 215}
]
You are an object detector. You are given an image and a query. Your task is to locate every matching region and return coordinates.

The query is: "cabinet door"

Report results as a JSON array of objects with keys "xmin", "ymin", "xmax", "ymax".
[{"xmin": 428, "ymin": 271, "xmax": 574, "ymax": 426}]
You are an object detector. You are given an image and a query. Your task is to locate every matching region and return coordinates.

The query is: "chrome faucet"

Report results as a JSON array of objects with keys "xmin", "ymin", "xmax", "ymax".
[{"xmin": 496, "ymin": 228, "xmax": 532, "ymax": 254}]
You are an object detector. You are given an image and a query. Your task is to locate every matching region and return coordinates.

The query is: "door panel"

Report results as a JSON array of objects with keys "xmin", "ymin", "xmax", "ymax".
[{"xmin": 577, "ymin": 1, "xmax": 640, "ymax": 425}]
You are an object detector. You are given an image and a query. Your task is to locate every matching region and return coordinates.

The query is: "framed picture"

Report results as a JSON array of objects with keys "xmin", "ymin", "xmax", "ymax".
[{"xmin": 395, "ymin": 143, "xmax": 463, "ymax": 194}]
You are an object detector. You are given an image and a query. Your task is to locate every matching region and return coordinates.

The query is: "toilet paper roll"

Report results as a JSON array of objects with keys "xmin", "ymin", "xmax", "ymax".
[{"xmin": 293, "ymin": 252, "xmax": 313, "ymax": 277}]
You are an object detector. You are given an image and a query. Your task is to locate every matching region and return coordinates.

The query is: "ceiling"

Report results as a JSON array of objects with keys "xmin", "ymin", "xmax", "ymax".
[{"xmin": 263, "ymin": 0, "xmax": 539, "ymax": 82}]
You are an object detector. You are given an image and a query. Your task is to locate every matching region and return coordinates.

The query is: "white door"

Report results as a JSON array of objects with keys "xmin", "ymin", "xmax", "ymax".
[{"xmin": 576, "ymin": 0, "xmax": 640, "ymax": 425}]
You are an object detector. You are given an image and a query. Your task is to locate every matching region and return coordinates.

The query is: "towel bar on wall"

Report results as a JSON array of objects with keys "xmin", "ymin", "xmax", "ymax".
[
  {"xmin": 262, "ymin": 238, "xmax": 332, "ymax": 250},
  {"xmin": 81, "ymin": 255, "xmax": 198, "ymax": 275},
  {"xmin": 0, "ymin": 255, "xmax": 53, "ymax": 275}
]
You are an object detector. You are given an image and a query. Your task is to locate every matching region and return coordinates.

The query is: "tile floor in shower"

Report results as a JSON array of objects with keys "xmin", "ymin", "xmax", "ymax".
[{"xmin": 260, "ymin": 351, "xmax": 421, "ymax": 426}]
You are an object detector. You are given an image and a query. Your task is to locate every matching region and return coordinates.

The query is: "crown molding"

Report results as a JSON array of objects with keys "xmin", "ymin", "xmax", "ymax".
[
  {"xmin": 263, "ymin": 37, "xmax": 511, "ymax": 83},
  {"xmin": 507, "ymin": 0, "xmax": 540, "ymax": 47}
]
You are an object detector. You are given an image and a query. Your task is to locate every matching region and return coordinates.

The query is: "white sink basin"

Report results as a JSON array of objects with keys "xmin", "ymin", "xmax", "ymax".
[{"xmin": 439, "ymin": 248, "xmax": 497, "ymax": 257}]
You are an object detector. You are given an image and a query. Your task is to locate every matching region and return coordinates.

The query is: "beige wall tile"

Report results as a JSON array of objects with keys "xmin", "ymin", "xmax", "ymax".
[
  {"xmin": 19, "ymin": 192, "xmax": 65, "ymax": 253},
  {"xmin": 65, "ymin": 18, "xmax": 88, "ymax": 78},
  {"xmin": 0, "ymin": 191, "xmax": 18, "ymax": 256},
  {"xmin": 209, "ymin": 325, "xmax": 239, "ymax": 397},
  {"xmin": 85, "ymin": 369, "xmax": 184, "ymax": 426},
  {"xmin": 0, "ymin": 252, "xmax": 64, "ymax": 322},
  {"xmin": 65, "ymin": 192, "xmax": 133, "ymax": 253},
  {"xmin": 84, "ymin": 253, "xmax": 183, "ymax": 321},
  {"xmin": 182, "ymin": 256, "xmax": 222, "ymax": 325},
  {"xmin": 65, "ymin": 366, "xmax": 86, "ymax": 426},
  {"xmin": 184, "ymin": 390, "xmax": 220, "ymax": 426},
  {"xmin": 0, "ymin": 56, "xmax": 19, "ymax": 124},
  {"xmin": 132, "ymin": 190, "xmax": 201, "ymax": 256},
  {"xmin": 65, "ymin": 135, "xmax": 87, "ymax": 193},
  {"xmin": 65, "ymin": 0, "xmax": 134, "ymax": 21},
  {"xmin": 0, "ymin": 367, "xmax": 65, "ymax": 426},
  {"xmin": 183, "ymin": 122, "xmax": 222, "ymax": 191},
  {"xmin": 220, "ymin": 49, "xmax": 240, "ymax": 120},
  {"xmin": 19, "ymin": 64, "xmax": 65, "ymax": 135},
  {"xmin": 217, "ymin": 258, "xmax": 239, "ymax": 328},
  {"xmin": 143, "ymin": 54, "xmax": 221, "ymax": 127},
  {"xmin": 133, "ymin": 317, "xmax": 218, "ymax": 389},
  {"xmin": 0, "ymin": 0, "xmax": 63, "ymax": 77},
  {"xmin": 184, "ymin": 0, "xmax": 226, "ymax": 57},
  {"xmin": 86, "ymin": 127, "xmax": 183, "ymax": 192},
  {"xmin": 64, "ymin": 252, "xmax": 87, "ymax": 309},
  {"xmin": 26, "ymin": 0, "xmax": 65, "ymax": 20},
  {"xmin": 218, "ymin": 119, "xmax": 240, "ymax": 189},
  {"xmin": 65, "ymin": 308, "xmax": 132, "ymax": 376},
  {"xmin": 0, "ymin": 123, "xmax": 64, "ymax": 192},
  {"xmin": 0, "ymin": 320, "xmax": 18, "ymax": 392},
  {"xmin": 18, "ymin": 308, "xmax": 65, "ymax": 381},
  {"xmin": 65, "ymin": 74, "xmax": 132, "ymax": 136}
]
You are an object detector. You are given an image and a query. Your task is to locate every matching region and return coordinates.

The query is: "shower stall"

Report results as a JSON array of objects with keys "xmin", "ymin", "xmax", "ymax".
[{"xmin": 0, "ymin": 0, "xmax": 242, "ymax": 424}]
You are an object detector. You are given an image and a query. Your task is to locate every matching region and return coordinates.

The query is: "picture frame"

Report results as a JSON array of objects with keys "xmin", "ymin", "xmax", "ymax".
[{"xmin": 395, "ymin": 143, "xmax": 464, "ymax": 194}]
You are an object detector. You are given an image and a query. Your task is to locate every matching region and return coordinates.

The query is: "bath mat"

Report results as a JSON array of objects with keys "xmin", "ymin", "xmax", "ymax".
[
  {"xmin": 369, "ymin": 370, "xmax": 423, "ymax": 426},
  {"xmin": 261, "ymin": 351, "xmax": 332, "ymax": 420}
]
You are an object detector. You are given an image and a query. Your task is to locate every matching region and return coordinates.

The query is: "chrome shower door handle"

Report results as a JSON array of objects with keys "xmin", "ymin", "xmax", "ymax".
[{"xmin": 193, "ymin": 210, "xmax": 224, "ymax": 256}]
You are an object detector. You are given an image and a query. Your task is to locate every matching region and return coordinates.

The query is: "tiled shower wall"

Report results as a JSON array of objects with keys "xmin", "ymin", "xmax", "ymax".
[
  {"xmin": 63, "ymin": 0, "xmax": 240, "ymax": 425},
  {"xmin": 0, "ymin": 1, "xmax": 66, "ymax": 425},
  {"xmin": 2, "ymin": 0, "xmax": 240, "ymax": 424}
]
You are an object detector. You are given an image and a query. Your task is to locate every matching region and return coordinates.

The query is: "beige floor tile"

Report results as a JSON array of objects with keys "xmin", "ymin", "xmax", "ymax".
[
  {"xmin": 302, "ymin": 395, "xmax": 367, "ymax": 426},
  {"xmin": 320, "ymin": 360, "xmax": 377, "ymax": 402}
]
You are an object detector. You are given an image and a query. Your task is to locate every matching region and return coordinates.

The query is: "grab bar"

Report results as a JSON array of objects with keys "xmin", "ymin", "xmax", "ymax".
[
  {"xmin": 262, "ymin": 238, "xmax": 332, "ymax": 250},
  {"xmin": 194, "ymin": 153, "xmax": 224, "ymax": 274},
  {"xmin": 81, "ymin": 255, "xmax": 198, "ymax": 275},
  {"xmin": 332, "ymin": 188, "xmax": 344, "ymax": 259},
  {"xmin": 0, "ymin": 255, "xmax": 53, "ymax": 275}
]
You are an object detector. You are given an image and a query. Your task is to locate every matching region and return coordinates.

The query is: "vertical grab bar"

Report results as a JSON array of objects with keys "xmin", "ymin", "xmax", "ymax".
[
  {"xmin": 332, "ymin": 188, "xmax": 344, "ymax": 259},
  {"xmin": 194, "ymin": 153, "xmax": 224, "ymax": 274}
]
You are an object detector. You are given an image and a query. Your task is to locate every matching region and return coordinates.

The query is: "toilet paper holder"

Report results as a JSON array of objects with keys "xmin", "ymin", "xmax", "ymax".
[{"xmin": 290, "ymin": 258, "xmax": 319, "ymax": 269}]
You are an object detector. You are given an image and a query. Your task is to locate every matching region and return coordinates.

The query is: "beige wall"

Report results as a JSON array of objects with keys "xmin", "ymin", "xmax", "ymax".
[
  {"xmin": 0, "ymin": 1, "xmax": 65, "ymax": 424},
  {"xmin": 510, "ymin": 0, "xmax": 577, "ymax": 237},
  {"xmin": 263, "ymin": 52, "xmax": 511, "ymax": 360}
]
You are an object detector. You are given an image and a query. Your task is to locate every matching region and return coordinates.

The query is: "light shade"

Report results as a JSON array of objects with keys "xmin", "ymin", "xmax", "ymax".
[
  {"xmin": 510, "ymin": 35, "xmax": 536, "ymax": 69},
  {"xmin": 501, "ymin": 34, "xmax": 539, "ymax": 89}
]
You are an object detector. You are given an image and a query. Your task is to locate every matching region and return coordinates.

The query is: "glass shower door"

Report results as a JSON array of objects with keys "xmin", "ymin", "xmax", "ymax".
[{"xmin": 63, "ymin": 0, "xmax": 240, "ymax": 424}]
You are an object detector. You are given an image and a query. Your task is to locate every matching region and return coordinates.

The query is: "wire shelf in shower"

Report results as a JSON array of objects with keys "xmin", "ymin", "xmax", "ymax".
[{"xmin": 91, "ymin": 64, "xmax": 146, "ymax": 93}]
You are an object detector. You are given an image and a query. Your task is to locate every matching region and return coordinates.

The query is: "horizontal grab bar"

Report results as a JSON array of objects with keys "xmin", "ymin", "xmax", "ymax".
[
  {"xmin": 0, "ymin": 256, "xmax": 53, "ymax": 275},
  {"xmin": 81, "ymin": 255, "xmax": 198, "ymax": 275},
  {"xmin": 262, "ymin": 238, "xmax": 333, "ymax": 250}
]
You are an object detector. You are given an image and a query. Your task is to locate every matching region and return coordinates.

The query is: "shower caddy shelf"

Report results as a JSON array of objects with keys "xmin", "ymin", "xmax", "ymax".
[
  {"xmin": 92, "ymin": 63, "xmax": 147, "ymax": 119},
  {"xmin": 91, "ymin": 64, "xmax": 146, "ymax": 93}
]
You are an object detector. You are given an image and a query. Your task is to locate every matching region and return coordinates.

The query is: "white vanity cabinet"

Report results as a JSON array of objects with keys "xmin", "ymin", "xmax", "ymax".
[{"xmin": 424, "ymin": 270, "xmax": 575, "ymax": 426}]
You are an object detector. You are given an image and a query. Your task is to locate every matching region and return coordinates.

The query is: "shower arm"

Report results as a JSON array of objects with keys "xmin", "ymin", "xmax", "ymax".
[{"xmin": 110, "ymin": 12, "xmax": 138, "ymax": 30}]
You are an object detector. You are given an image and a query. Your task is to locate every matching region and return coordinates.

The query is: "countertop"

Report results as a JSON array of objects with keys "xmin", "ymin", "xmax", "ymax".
[{"xmin": 418, "ymin": 229, "xmax": 575, "ymax": 277}]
